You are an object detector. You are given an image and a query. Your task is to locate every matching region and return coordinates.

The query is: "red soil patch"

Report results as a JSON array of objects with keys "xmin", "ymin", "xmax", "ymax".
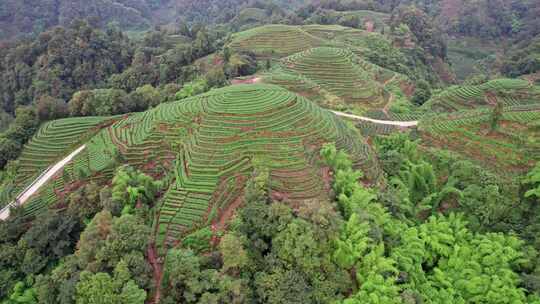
[
  {"xmin": 321, "ymin": 166, "xmax": 332, "ymax": 193},
  {"xmin": 432, "ymin": 57, "xmax": 457, "ymax": 84},
  {"xmin": 231, "ymin": 76, "xmax": 262, "ymax": 85},
  {"xmin": 147, "ymin": 244, "xmax": 163, "ymax": 304},
  {"xmin": 440, "ymin": 0, "xmax": 462, "ymax": 21},
  {"xmin": 400, "ymin": 82, "xmax": 416, "ymax": 97},
  {"xmin": 158, "ymin": 123, "xmax": 170, "ymax": 133},
  {"xmin": 214, "ymin": 195, "xmax": 244, "ymax": 232},
  {"xmin": 485, "ymin": 92, "xmax": 498, "ymax": 106},
  {"xmin": 213, "ymin": 56, "xmax": 224, "ymax": 67},
  {"xmin": 210, "ymin": 174, "xmax": 249, "ymax": 244},
  {"xmin": 365, "ymin": 21, "xmax": 375, "ymax": 33},
  {"xmin": 523, "ymin": 72, "xmax": 540, "ymax": 84},
  {"xmin": 270, "ymin": 190, "xmax": 290, "ymax": 202},
  {"xmin": 108, "ymin": 128, "xmax": 128, "ymax": 153}
]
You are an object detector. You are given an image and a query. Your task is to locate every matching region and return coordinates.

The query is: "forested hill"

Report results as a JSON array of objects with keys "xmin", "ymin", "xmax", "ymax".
[
  {"xmin": 0, "ymin": 0, "xmax": 307, "ymax": 41},
  {"xmin": 0, "ymin": 0, "xmax": 154, "ymax": 40},
  {"xmin": 2, "ymin": 0, "xmax": 539, "ymax": 48}
]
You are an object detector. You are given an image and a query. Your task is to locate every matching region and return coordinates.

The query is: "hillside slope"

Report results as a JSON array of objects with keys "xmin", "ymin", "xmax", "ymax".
[
  {"xmin": 5, "ymin": 84, "xmax": 379, "ymax": 248},
  {"xmin": 423, "ymin": 79, "xmax": 540, "ymax": 113}
]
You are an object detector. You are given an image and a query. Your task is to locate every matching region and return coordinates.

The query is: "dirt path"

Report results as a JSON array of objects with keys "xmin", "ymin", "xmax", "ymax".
[
  {"xmin": 331, "ymin": 111, "xmax": 418, "ymax": 127},
  {"xmin": 380, "ymin": 74, "xmax": 398, "ymax": 116},
  {"xmin": 231, "ymin": 76, "xmax": 262, "ymax": 85},
  {"xmin": 0, "ymin": 145, "xmax": 86, "ymax": 221},
  {"xmin": 382, "ymin": 93, "xmax": 394, "ymax": 116},
  {"xmin": 383, "ymin": 74, "xmax": 398, "ymax": 86},
  {"xmin": 148, "ymin": 244, "xmax": 163, "ymax": 304}
]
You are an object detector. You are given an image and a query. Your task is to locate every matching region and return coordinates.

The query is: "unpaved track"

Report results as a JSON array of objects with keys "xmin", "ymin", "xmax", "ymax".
[
  {"xmin": 0, "ymin": 145, "xmax": 86, "ymax": 221},
  {"xmin": 331, "ymin": 111, "xmax": 418, "ymax": 127}
]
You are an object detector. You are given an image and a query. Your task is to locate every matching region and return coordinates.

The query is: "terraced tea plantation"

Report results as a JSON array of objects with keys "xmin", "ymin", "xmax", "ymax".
[
  {"xmin": 1, "ymin": 117, "xmax": 113, "ymax": 210},
  {"xmin": 230, "ymin": 25, "xmax": 413, "ymax": 115},
  {"xmin": 277, "ymin": 47, "xmax": 385, "ymax": 109},
  {"xmin": 229, "ymin": 25, "xmax": 327, "ymax": 58},
  {"xmin": 150, "ymin": 85, "xmax": 378, "ymax": 247},
  {"xmin": 419, "ymin": 104, "xmax": 540, "ymax": 173},
  {"xmin": 422, "ymin": 79, "xmax": 540, "ymax": 113},
  {"xmin": 301, "ymin": 24, "xmax": 370, "ymax": 43},
  {"xmin": 8, "ymin": 85, "xmax": 378, "ymax": 249}
]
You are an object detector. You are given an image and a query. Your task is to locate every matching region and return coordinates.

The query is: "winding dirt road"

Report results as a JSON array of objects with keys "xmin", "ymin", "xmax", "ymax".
[
  {"xmin": 0, "ymin": 145, "xmax": 86, "ymax": 221},
  {"xmin": 331, "ymin": 111, "xmax": 418, "ymax": 127}
]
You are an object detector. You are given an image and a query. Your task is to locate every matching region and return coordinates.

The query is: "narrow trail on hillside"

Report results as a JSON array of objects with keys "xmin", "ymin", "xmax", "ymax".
[
  {"xmin": 0, "ymin": 145, "xmax": 86, "ymax": 221},
  {"xmin": 383, "ymin": 74, "xmax": 398, "ymax": 86},
  {"xmin": 331, "ymin": 111, "xmax": 418, "ymax": 127}
]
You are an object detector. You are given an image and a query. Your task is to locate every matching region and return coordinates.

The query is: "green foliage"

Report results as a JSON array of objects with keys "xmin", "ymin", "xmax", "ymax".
[
  {"xmin": 0, "ymin": 107, "xmax": 40, "ymax": 170},
  {"xmin": 111, "ymin": 166, "xmax": 162, "ymax": 213},
  {"xmin": 229, "ymin": 24, "xmax": 326, "ymax": 58},
  {"xmin": 0, "ymin": 21, "xmax": 131, "ymax": 113},
  {"xmin": 273, "ymin": 218, "xmax": 323, "ymax": 275},
  {"xmin": 378, "ymin": 133, "xmax": 463, "ymax": 220},
  {"xmin": 324, "ymin": 143, "xmax": 540, "ymax": 303},
  {"xmin": 351, "ymin": 244, "xmax": 401, "ymax": 304},
  {"xmin": 490, "ymin": 101, "xmax": 504, "ymax": 131},
  {"xmin": 333, "ymin": 213, "xmax": 371, "ymax": 269},
  {"xmin": 325, "ymin": 145, "xmax": 402, "ymax": 303},
  {"xmin": 29, "ymin": 207, "xmax": 152, "ymax": 304},
  {"xmin": 321, "ymin": 143, "xmax": 352, "ymax": 172},
  {"xmin": 75, "ymin": 263, "xmax": 146, "ymax": 304},
  {"xmin": 182, "ymin": 228, "xmax": 213, "ymax": 253},
  {"xmin": 76, "ymin": 211, "xmax": 150, "ymax": 272},
  {"xmin": 3, "ymin": 281, "xmax": 37, "ymax": 304},
  {"xmin": 161, "ymin": 248, "xmax": 249, "ymax": 303},
  {"xmin": 403, "ymin": 214, "xmax": 533, "ymax": 303},
  {"xmin": 2, "ymin": 6, "xmax": 540, "ymax": 302},
  {"xmin": 175, "ymin": 79, "xmax": 208, "ymax": 100},
  {"xmin": 357, "ymin": 33, "xmax": 411, "ymax": 76},
  {"xmin": 422, "ymin": 78, "xmax": 536, "ymax": 113},
  {"xmin": 411, "ymin": 79, "xmax": 432, "ymax": 106},
  {"xmin": 503, "ymin": 36, "xmax": 540, "ymax": 77},
  {"xmin": 219, "ymin": 233, "xmax": 249, "ymax": 274},
  {"xmin": 69, "ymin": 89, "xmax": 129, "ymax": 117},
  {"xmin": 66, "ymin": 182, "xmax": 104, "ymax": 221},
  {"xmin": 205, "ymin": 68, "xmax": 229, "ymax": 89},
  {"xmin": 524, "ymin": 162, "xmax": 540, "ymax": 199},
  {"xmin": 153, "ymin": 84, "xmax": 374, "ymax": 247}
]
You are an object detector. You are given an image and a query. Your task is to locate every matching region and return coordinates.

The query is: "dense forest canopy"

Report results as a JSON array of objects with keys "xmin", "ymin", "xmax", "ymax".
[{"xmin": 0, "ymin": 0, "xmax": 539, "ymax": 303}]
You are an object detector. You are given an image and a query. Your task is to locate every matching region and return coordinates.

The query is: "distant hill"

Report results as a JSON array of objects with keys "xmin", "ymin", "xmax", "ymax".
[
  {"xmin": 418, "ymin": 103, "xmax": 540, "ymax": 174},
  {"xmin": 0, "ymin": 0, "xmax": 153, "ymax": 40},
  {"xmin": 229, "ymin": 24, "xmax": 414, "ymax": 114},
  {"xmin": 422, "ymin": 79, "xmax": 540, "ymax": 113},
  {"xmin": 0, "ymin": 0, "xmax": 310, "ymax": 41}
]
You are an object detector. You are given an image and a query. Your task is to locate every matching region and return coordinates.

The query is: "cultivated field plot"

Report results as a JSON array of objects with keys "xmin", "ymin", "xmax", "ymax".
[
  {"xmin": 301, "ymin": 24, "xmax": 370, "ymax": 43},
  {"xmin": 7, "ymin": 85, "xmax": 379, "ymax": 249},
  {"xmin": 356, "ymin": 121, "xmax": 402, "ymax": 137},
  {"xmin": 304, "ymin": 10, "xmax": 390, "ymax": 33},
  {"xmin": 230, "ymin": 24, "xmax": 414, "ymax": 114},
  {"xmin": 150, "ymin": 84, "xmax": 378, "ymax": 248},
  {"xmin": 229, "ymin": 24, "xmax": 328, "ymax": 58},
  {"xmin": 278, "ymin": 47, "xmax": 385, "ymax": 109},
  {"xmin": 423, "ymin": 79, "xmax": 540, "ymax": 113},
  {"xmin": 419, "ymin": 104, "xmax": 540, "ymax": 173},
  {"xmin": 1, "ymin": 117, "xmax": 113, "ymax": 210}
]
